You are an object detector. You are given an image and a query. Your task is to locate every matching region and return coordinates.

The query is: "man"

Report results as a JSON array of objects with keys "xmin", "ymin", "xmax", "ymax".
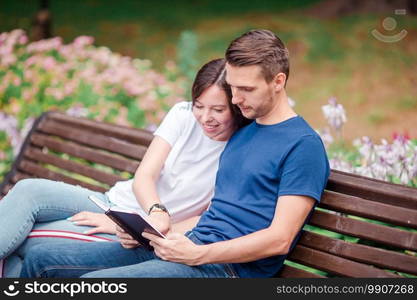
[{"xmin": 21, "ymin": 29, "xmax": 329, "ymax": 278}]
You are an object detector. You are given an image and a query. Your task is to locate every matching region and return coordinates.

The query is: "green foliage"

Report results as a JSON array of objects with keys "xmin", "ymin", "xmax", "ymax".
[
  {"xmin": 305, "ymin": 24, "xmax": 345, "ymax": 62},
  {"xmin": 176, "ymin": 30, "xmax": 199, "ymax": 100},
  {"xmin": 367, "ymin": 111, "xmax": 386, "ymax": 125},
  {"xmin": 284, "ymin": 260, "xmax": 328, "ymax": 277},
  {"xmin": 397, "ymin": 96, "xmax": 417, "ymax": 110}
]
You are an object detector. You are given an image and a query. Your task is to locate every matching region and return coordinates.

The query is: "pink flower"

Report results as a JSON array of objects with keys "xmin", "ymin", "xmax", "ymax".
[
  {"xmin": 42, "ymin": 56, "xmax": 57, "ymax": 70},
  {"xmin": 1, "ymin": 54, "xmax": 17, "ymax": 66},
  {"xmin": 73, "ymin": 36, "xmax": 94, "ymax": 48},
  {"xmin": 27, "ymin": 37, "xmax": 62, "ymax": 52},
  {"xmin": 18, "ymin": 35, "xmax": 28, "ymax": 45},
  {"xmin": 24, "ymin": 55, "xmax": 38, "ymax": 67}
]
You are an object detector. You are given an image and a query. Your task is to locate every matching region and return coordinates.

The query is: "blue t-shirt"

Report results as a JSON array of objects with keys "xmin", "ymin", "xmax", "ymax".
[{"xmin": 192, "ymin": 116, "xmax": 330, "ymax": 278}]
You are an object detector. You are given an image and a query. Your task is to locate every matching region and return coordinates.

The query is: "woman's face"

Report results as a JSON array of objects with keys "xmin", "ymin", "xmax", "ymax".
[{"xmin": 192, "ymin": 84, "xmax": 235, "ymax": 141}]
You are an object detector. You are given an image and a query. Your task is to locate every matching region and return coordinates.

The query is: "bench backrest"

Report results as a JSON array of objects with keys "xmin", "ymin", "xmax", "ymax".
[
  {"xmin": 0, "ymin": 111, "xmax": 153, "ymax": 197},
  {"xmin": 1, "ymin": 111, "xmax": 417, "ymax": 278}
]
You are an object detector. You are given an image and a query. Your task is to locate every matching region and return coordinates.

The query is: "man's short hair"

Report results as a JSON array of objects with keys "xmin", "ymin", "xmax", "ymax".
[{"xmin": 225, "ymin": 29, "xmax": 290, "ymax": 83}]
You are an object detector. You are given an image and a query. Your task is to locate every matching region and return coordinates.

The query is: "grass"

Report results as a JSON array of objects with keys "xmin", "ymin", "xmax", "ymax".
[{"xmin": 367, "ymin": 111, "xmax": 387, "ymax": 125}]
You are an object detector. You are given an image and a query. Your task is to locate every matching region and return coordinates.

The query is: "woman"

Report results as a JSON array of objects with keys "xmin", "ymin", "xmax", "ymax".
[{"xmin": 0, "ymin": 58, "xmax": 250, "ymax": 277}]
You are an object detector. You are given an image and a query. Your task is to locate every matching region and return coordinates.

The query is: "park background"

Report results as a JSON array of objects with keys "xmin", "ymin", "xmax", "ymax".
[{"xmin": 1, "ymin": 0, "xmax": 416, "ymax": 186}]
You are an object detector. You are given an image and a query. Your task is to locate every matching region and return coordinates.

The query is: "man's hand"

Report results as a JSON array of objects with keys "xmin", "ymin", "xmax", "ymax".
[
  {"xmin": 69, "ymin": 211, "xmax": 117, "ymax": 235},
  {"xmin": 142, "ymin": 232, "xmax": 206, "ymax": 266}
]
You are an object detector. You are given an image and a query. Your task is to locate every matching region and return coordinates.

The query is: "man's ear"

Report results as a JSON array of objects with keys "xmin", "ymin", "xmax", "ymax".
[{"xmin": 273, "ymin": 73, "xmax": 286, "ymax": 92}]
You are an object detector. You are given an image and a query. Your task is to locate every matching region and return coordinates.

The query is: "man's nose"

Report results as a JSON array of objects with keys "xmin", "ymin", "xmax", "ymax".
[
  {"xmin": 232, "ymin": 94, "xmax": 243, "ymax": 105},
  {"xmin": 231, "ymin": 88, "xmax": 243, "ymax": 105}
]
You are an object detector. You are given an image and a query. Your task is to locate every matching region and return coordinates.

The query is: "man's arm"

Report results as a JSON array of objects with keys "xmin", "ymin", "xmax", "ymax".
[{"xmin": 144, "ymin": 195, "xmax": 315, "ymax": 265}]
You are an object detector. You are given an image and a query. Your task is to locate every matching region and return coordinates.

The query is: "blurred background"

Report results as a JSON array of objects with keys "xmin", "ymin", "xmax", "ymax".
[{"xmin": 1, "ymin": 0, "xmax": 416, "ymax": 186}]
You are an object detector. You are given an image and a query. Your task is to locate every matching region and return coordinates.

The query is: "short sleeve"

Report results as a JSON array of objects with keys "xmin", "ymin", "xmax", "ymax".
[
  {"xmin": 278, "ymin": 135, "xmax": 330, "ymax": 202},
  {"xmin": 153, "ymin": 101, "xmax": 192, "ymax": 146}
]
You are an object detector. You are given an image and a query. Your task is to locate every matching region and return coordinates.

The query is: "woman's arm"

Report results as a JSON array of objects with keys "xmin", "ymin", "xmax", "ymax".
[
  {"xmin": 71, "ymin": 136, "xmax": 173, "ymax": 236},
  {"xmin": 132, "ymin": 135, "xmax": 172, "ymax": 233}
]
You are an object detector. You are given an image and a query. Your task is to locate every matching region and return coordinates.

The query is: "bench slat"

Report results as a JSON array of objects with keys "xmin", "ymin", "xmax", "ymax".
[
  {"xmin": 17, "ymin": 160, "xmax": 107, "ymax": 193},
  {"xmin": 23, "ymin": 147, "xmax": 125, "ymax": 186},
  {"xmin": 328, "ymin": 170, "xmax": 417, "ymax": 210},
  {"xmin": 1, "ymin": 173, "xmax": 33, "ymax": 199},
  {"xmin": 299, "ymin": 231, "xmax": 417, "ymax": 275},
  {"xmin": 278, "ymin": 265, "xmax": 326, "ymax": 278},
  {"xmin": 1, "ymin": 184, "xmax": 13, "ymax": 197},
  {"xmin": 289, "ymin": 245, "xmax": 401, "ymax": 277},
  {"xmin": 30, "ymin": 133, "xmax": 140, "ymax": 173},
  {"xmin": 11, "ymin": 172, "xmax": 32, "ymax": 184},
  {"xmin": 47, "ymin": 111, "xmax": 153, "ymax": 146},
  {"xmin": 310, "ymin": 211, "xmax": 417, "ymax": 251},
  {"xmin": 320, "ymin": 191, "xmax": 417, "ymax": 229},
  {"xmin": 37, "ymin": 119, "xmax": 147, "ymax": 160}
]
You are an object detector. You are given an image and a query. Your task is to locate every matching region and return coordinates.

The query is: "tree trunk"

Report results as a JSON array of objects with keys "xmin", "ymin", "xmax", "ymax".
[{"xmin": 31, "ymin": 0, "xmax": 52, "ymax": 41}]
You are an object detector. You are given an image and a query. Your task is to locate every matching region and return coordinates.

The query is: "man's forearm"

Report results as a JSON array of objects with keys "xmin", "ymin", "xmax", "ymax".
[{"xmin": 198, "ymin": 226, "xmax": 291, "ymax": 265}]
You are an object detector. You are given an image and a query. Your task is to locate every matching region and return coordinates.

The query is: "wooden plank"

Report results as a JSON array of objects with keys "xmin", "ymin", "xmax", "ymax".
[
  {"xmin": 327, "ymin": 170, "xmax": 417, "ymax": 210},
  {"xmin": 309, "ymin": 210, "xmax": 417, "ymax": 251},
  {"xmin": 278, "ymin": 265, "xmax": 326, "ymax": 278},
  {"xmin": 23, "ymin": 147, "xmax": 125, "ymax": 186},
  {"xmin": 299, "ymin": 231, "xmax": 417, "ymax": 275},
  {"xmin": 288, "ymin": 245, "xmax": 401, "ymax": 278},
  {"xmin": 0, "ymin": 184, "xmax": 14, "ymax": 199},
  {"xmin": 0, "ymin": 174, "xmax": 33, "ymax": 199},
  {"xmin": 37, "ymin": 119, "xmax": 148, "ymax": 160},
  {"xmin": 0, "ymin": 112, "xmax": 47, "ymax": 199},
  {"xmin": 46, "ymin": 111, "xmax": 153, "ymax": 146},
  {"xmin": 11, "ymin": 172, "xmax": 33, "ymax": 183},
  {"xmin": 319, "ymin": 191, "xmax": 417, "ymax": 229},
  {"xmin": 30, "ymin": 133, "xmax": 139, "ymax": 173},
  {"xmin": 16, "ymin": 160, "xmax": 107, "ymax": 193}
]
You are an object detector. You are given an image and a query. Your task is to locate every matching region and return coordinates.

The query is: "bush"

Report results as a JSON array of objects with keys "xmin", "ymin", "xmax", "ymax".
[{"xmin": 0, "ymin": 29, "xmax": 188, "ymax": 180}]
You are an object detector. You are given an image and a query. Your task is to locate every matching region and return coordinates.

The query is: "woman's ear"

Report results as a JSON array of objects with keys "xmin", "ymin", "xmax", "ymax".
[{"xmin": 273, "ymin": 73, "xmax": 286, "ymax": 92}]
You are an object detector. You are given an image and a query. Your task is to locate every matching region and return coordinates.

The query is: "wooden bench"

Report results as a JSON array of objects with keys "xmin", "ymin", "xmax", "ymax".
[{"xmin": 1, "ymin": 111, "xmax": 416, "ymax": 278}]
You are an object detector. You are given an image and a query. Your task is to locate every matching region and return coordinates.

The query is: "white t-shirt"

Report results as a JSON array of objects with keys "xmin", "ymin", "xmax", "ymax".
[{"xmin": 105, "ymin": 101, "xmax": 227, "ymax": 222}]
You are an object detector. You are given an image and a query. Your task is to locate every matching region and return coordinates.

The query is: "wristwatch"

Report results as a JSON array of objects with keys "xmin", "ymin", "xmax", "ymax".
[{"xmin": 148, "ymin": 203, "xmax": 170, "ymax": 216}]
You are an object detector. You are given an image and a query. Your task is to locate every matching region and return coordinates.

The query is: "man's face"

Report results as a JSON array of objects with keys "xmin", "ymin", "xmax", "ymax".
[{"xmin": 225, "ymin": 63, "xmax": 276, "ymax": 120}]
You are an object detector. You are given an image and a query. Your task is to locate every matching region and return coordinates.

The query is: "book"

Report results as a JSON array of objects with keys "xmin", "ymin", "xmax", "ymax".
[{"xmin": 88, "ymin": 195, "xmax": 166, "ymax": 251}]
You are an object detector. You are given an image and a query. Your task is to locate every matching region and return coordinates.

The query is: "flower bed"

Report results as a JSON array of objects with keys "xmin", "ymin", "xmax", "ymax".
[{"xmin": 0, "ymin": 29, "xmax": 187, "ymax": 180}]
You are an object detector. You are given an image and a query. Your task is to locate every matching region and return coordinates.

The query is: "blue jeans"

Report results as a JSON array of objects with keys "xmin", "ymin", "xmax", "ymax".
[
  {"xmin": 20, "ymin": 232, "xmax": 238, "ymax": 278},
  {"xmin": 0, "ymin": 178, "xmax": 116, "ymax": 277}
]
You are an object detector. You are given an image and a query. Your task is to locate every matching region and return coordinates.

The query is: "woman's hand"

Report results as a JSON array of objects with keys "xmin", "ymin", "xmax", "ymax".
[
  {"xmin": 69, "ymin": 211, "xmax": 117, "ymax": 235},
  {"xmin": 147, "ymin": 212, "xmax": 171, "ymax": 235},
  {"xmin": 116, "ymin": 225, "xmax": 140, "ymax": 249}
]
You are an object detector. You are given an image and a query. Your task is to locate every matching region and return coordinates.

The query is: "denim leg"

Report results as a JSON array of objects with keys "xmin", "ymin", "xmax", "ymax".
[
  {"xmin": 0, "ymin": 178, "xmax": 107, "ymax": 259},
  {"xmin": 21, "ymin": 239, "xmax": 237, "ymax": 278},
  {"xmin": 21, "ymin": 241, "xmax": 155, "ymax": 278},
  {"xmin": 16, "ymin": 219, "xmax": 116, "ymax": 257},
  {"xmin": 2, "ymin": 219, "xmax": 117, "ymax": 278},
  {"xmin": 82, "ymin": 259, "xmax": 235, "ymax": 278}
]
